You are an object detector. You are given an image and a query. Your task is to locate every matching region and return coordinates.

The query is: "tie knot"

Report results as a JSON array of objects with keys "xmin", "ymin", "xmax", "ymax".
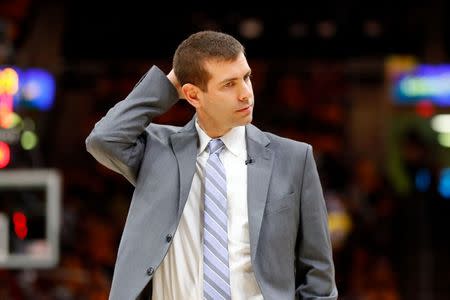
[{"xmin": 208, "ymin": 139, "xmax": 225, "ymax": 156}]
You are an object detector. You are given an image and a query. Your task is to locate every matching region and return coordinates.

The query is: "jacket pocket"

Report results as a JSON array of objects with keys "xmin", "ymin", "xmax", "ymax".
[{"xmin": 264, "ymin": 192, "xmax": 296, "ymax": 215}]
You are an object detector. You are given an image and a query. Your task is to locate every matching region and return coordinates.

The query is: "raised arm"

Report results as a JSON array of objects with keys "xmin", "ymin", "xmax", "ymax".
[{"xmin": 85, "ymin": 66, "xmax": 179, "ymax": 185}]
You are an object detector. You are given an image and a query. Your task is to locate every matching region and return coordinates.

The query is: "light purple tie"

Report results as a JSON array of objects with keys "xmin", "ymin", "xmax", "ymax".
[{"xmin": 203, "ymin": 139, "xmax": 231, "ymax": 300}]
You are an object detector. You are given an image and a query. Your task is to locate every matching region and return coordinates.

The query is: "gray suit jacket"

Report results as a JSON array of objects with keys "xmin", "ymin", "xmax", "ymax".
[{"xmin": 86, "ymin": 66, "xmax": 338, "ymax": 300}]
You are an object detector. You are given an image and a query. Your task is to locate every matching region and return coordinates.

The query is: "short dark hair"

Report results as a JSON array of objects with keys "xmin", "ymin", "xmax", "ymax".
[{"xmin": 173, "ymin": 30, "xmax": 245, "ymax": 91}]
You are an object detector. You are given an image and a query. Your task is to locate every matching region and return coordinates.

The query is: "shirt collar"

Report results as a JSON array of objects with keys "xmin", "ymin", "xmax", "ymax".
[{"xmin": 195, "ymin": 119, "xmax": 246, "ymax": 158}]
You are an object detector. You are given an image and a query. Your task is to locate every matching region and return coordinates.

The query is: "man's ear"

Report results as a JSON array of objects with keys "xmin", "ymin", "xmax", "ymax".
[{"xmin": 182, "ymin": 83, "xmax": 201, "ymax": 108}]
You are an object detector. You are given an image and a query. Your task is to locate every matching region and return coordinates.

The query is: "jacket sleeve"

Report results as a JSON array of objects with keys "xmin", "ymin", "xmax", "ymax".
[
  {"xmin": 295, "ymin": 145, "xmax": 338, "ymax": 299},
  {"xmin": 85, "ymin": 65, "xmax": 179, "ymax": 186}
]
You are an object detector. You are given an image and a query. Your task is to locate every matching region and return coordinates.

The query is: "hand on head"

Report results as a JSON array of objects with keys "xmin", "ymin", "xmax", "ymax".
[{"xmin": 167, "ymin": 69, "xmax": 185, "ymax": 99}]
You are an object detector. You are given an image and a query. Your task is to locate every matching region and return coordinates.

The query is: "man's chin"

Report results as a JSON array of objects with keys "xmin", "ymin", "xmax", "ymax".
[{"xmin": 238, "ymin": 116, "xmax": 253, "ymax": 126}]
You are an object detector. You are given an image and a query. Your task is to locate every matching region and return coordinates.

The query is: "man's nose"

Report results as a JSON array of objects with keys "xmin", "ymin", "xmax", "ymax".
[{"xmin": 239, "ymin": 82, "xmax": 253, "ymax": 102}]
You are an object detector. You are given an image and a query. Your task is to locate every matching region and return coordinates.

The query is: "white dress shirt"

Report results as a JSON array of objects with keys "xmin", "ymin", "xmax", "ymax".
[{"xmin": 151, "ymin": 121, "xmax": 263, "ymax": 300}]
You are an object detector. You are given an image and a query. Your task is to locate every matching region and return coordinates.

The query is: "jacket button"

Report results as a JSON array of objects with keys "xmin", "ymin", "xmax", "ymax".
[
  {"xmin": 166, "ymin": 234, "xmax": 173, "ymax": 242},
  {"xmin": 146, "ymin": 267, "xmax": 154, "ymax": 276}
]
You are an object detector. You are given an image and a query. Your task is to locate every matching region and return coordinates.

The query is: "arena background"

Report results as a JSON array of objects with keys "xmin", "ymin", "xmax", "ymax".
[{"xmin": 1, "ymin": 0, "xmax": 450, "ymax": 299}]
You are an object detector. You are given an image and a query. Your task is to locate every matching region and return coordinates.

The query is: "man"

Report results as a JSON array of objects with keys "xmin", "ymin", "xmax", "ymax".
[{"xmin": 86, "ymin": 30, "xmax": 338, "ymax": 300}]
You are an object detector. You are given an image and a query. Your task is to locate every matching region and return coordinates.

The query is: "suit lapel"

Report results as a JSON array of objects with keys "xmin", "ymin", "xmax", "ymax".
[
  {"xmin": 246, "ymin": 124, "xmax": 274, "ymax": 261},
  {"xmin": 170, "ymin": 120, "xmax": 274, "ymax": 260},
  {"xmin": 170, "ymin": 117, "xmax": 198, "ymax": 218}
]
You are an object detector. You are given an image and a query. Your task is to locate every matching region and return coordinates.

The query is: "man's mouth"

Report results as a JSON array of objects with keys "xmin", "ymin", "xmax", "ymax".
[{"xmin": 236, "ymin": 104, "xmax": 253, "ymax": 112}]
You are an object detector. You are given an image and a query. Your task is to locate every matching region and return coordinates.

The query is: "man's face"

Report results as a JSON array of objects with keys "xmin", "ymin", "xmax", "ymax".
[{"xmin": 196, "ymin": 52, "xmax": 254, "ymax": 135}]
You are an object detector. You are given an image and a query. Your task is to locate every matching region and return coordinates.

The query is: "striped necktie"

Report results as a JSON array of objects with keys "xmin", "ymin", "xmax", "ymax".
[{"xmin": 203, "ymin": 139, "xmax": 231, "ymax": 300}]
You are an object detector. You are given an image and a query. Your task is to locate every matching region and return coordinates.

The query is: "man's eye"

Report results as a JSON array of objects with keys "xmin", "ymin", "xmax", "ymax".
[{"xmin": 224, "ymin": 82, "xmax": 234, "ymax": 88}]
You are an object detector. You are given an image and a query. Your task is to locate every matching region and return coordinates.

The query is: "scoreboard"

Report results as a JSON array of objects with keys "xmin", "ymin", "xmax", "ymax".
[{"xmin": 0, "ymin": 169, "xmax": 61, "ymax": 268}]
